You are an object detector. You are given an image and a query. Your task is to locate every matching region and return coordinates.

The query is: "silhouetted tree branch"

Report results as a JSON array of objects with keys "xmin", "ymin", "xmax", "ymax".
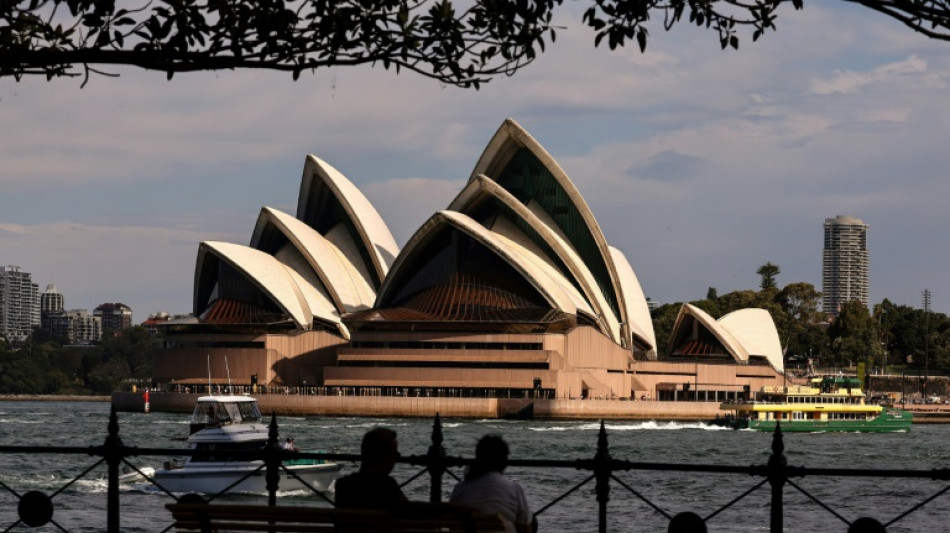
[{"xmin": 3, "ymin": 0, "xmax": 950, "ymax": 88}]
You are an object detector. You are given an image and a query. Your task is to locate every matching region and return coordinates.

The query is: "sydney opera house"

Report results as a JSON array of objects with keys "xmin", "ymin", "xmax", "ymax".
[{"xmin": 154, "ymin": 119, "xmax": 786, "ymax": 404}]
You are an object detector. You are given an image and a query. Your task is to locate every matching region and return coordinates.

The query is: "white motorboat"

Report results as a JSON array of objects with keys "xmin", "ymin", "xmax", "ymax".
[{"xmin": 152, "ymin": 395, "xmax": 341, "ymax": 494}]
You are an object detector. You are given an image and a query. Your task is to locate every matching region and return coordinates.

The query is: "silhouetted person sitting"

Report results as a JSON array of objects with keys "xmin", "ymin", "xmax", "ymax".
[
  {"xmin": 450, "ymin": 434, "xmax": 533, "ymax": 533},
  {"xmin": 334, "ymin": 427, "xmax": 408, "ymax": 511}
]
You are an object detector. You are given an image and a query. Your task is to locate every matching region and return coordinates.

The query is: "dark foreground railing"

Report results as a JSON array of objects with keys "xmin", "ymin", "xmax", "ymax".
[{"xmin": 1, "ymin": 408, "xmax": 949, "ymax": 533}]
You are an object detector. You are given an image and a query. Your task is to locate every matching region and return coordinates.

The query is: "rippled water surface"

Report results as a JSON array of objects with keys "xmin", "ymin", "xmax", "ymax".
[{"xmin": 0, "ymin": 401, "xmax": 947, "ymax": 532}]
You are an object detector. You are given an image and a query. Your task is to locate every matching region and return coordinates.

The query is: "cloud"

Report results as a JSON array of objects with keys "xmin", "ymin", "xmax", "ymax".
[
  {"xmin": 363, "ymin": 177, "xmax": 467, "ymax": 245},
  {"xmin": 809, "ymin": 55, "xmax": 927, "ymax": 94},
  {"xmin": 628, "ymin": 150, "xmax": 715, "ymax": 182},
  {"xmin": 0, "ymin": 222, "xmax": 242, "ymax": 316},
  {"xmin": 0, "ymin": 223, "xmax": 29, "ymax": 235}
]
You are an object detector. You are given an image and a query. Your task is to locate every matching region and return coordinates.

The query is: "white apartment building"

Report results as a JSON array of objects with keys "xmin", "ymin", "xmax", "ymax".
[
  {"xmin": 0, "ymin": 266, "xmax": 40, "ymax": 343},
  {"xmin": 822, "ymin": 215, "xmax": 869, "ymax": 315}
]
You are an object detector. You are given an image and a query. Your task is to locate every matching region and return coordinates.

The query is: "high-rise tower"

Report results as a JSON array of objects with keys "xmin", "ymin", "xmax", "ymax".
[
  {"xmin": 0, "ymin": 266, "xmax": 40, "ymax": 343},
  {"xmin": 822, "ymin": 215, "xmax": 869, "ymax": 315},
  {"xmin": 94, "ymin": 302, "xmax": 133, "ymax": 332},
  {"xmin": 41, "ymin": 284, "xmax": 64, "ymax": 315}
]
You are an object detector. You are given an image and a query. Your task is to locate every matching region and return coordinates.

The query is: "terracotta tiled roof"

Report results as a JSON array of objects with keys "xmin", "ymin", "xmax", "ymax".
[
  {"xmin": 200, "ymin": 299, "xmax": 288, "ymax": 325},
  {"xmin": 346, "ymin": 276, "xmax": 575, "ymax": 332}
]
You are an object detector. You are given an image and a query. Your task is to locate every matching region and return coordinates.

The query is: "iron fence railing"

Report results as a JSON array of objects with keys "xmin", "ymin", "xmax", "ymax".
[{"xmin": 1, "ymin": 407, "xmax": 949, "ymax": 533}]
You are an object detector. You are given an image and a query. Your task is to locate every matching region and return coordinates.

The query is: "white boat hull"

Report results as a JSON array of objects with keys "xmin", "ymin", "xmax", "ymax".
[
  {"xmin": 153, "ymin": 462, "xmax": 342, "ymax": 494},
  {"xmin": 120, "ymin": 466, "xmax": 156, "ymax": 483}
]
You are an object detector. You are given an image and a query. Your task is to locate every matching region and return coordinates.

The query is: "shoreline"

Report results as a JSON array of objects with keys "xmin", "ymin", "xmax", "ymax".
[
  {"xmin": 109, "ymin": 391, "xmax": 950, "ymax": 423},
  {"xmin": 0, "ymin": 394, "xmax": 110, "ymax": 402},
  {"xmin": 6, "ymin": 393, "xmax": 949, "ymax": 423}
]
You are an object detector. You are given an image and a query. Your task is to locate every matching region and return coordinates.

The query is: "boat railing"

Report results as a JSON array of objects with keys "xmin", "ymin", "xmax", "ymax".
[{"xmin": 1, "ymin": 407, "xmax": 948, "ymax": 533}]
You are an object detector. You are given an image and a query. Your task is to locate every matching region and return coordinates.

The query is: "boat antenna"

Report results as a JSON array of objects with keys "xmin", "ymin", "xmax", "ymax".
[
  {"xmin": 207, "ymin": 354, "xmax": 212, "ymax": 394},
  {"xmin": 225, "ymin": 355, "xmax": 233, "ymax": 395}
]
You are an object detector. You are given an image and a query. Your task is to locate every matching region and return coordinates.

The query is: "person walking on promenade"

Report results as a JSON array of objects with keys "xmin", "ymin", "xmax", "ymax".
[
  {"xmin": 450, "ymin": 434, "xmax": 534, "ymax": 533},
  {"xmin": 334, "ymin": 427, "xmax": 408, "ymax": 510}
]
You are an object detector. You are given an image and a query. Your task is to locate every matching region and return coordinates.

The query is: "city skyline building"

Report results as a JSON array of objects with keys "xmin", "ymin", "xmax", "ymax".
[
  {"xmin": 40, "ymin": 284, "xmax": 64, "ymax": 315},
  {"xmin": 822, "ymin": 215, "xmax": 870, "ymax": 315},
  {"xmin": 45, "ymin": 308, "xmax": 103, "ymax": 344},
  {"xmin": 66, "ymin": 309, "xmax": 102, "ymax": 344},
  {"xmin": 0, "ymin": 266, "xmax": 40, "ymax": 344},
  {"xmin": 94, "ymin": 302, "xmax": 133, "ymax": 332}
]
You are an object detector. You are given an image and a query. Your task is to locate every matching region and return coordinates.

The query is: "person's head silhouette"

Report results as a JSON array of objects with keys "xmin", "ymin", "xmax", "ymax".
[
  {"xmin": 467, "ymin": 434, "xmax": 509, "ymax": 479},
  {"xmin": 360, "ymin": 427, "xmax": 399, "ymax": 474}
]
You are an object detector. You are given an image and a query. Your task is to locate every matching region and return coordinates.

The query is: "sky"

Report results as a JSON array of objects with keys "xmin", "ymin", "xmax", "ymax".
[{"xmin": 2, "ymin": 2, "xmax": 950, "ymax": 321}]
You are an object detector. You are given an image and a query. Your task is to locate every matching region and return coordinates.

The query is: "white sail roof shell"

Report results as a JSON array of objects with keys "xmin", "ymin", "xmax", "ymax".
[
  {"xmin": 609, "ymin": 246, "xmax": 656, "ymax": 355},
  {"xmin": 251, "ymin": 207, "xmax": 376, "ymax": 312},
  {"xmin": 448, "ymin": 175, "xmax": 620, "ymax": 340},
  {"xmin": 674, "ymin": 303, "xmax": 749, "ymax": 363},
  {"xmin": 669, "ymin": 304, "xmax": 784, "ymax": 371},
  {"xmin": 283, "ymin": 266, "xmax": 349, "ymax": 339},
  {"xmin": 297, "ymin": 155, "xmax": 399, "ymax": 284},
  {"xmin": 195, "ymin": 241, "xmax": 313, "ymax": 328},
  {"xmin": 489, "ymin": 225, "xmax": 596, "ymax": 321},
  {"xmin": 468, "ymin": 118, "xmax": 632, "ymax": 347},
  {"xmin": 718, "ymin": 309, "xmax": 784, "ymax": 371},
  {"xmin": 378, "ymin": 210, "xmax": 578, "ymax": 315}
]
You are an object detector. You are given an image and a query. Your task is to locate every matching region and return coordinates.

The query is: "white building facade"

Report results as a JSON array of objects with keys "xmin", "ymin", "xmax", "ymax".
[
  {"xmin": 0, "ymin": 266, "xmax": 40, "ymax": 343},
  {"xmin": 822, "ymin": 215, "xmax": 869, "ymax": 315}
]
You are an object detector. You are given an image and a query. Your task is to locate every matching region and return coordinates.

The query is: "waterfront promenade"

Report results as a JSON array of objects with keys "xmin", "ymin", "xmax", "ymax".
[
  {"xmin": 108, "ymin": 391, "xmax": 950, "ymax": 422},
  {"xmin": 112, "ymin": 390, "xmax": 723, "ymax": 419},
  {"xmin": 6, "ymin": 391, "xmax": 946, "ymax": 422}
]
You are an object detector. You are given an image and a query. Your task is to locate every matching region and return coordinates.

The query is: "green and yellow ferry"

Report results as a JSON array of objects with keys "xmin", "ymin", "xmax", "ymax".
[{"xmin": 712, "ymin": 376, "xmax": 912, "ymax": 432}]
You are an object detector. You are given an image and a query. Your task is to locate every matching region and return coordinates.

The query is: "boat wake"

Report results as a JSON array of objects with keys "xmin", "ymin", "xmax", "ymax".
[{"xmin": 530, "ymin": 420, "xmax": 729, "ymax": 432}]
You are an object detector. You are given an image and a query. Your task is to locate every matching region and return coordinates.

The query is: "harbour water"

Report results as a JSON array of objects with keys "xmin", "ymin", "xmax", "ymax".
[{"xmin": 0, "ymin": 400, "xmax": 948, "ymax": 532}]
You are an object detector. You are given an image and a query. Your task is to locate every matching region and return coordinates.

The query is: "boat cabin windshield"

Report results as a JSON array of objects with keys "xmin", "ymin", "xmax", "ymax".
[{"xmin": 190, "ymin": 399, "xmax": 262, "ymax": 427}]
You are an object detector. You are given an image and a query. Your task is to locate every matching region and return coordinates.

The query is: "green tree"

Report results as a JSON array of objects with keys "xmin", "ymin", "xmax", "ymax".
[
  {"xmin": 827, "ymin": 300, "xmax": 882, "ymax": 367},
  {"xmin": 101, "ymin": 326, "xmax": 157, "ymax": 380},
  {"xmin": 778, "ymin": 282, "xmax": 821, "ymax": 322},
  {"xmin": 775, "ymin": 282, "xmax": 824, "ymax": 363},
  {"xmin": 689, "ymin": 298, "xmax": 720, "ymax": 318},
  {"xmin": 756, "ymin": 262, "xmax": 780, "ymax": 292},
  {"xmin": 0, "ymin": 354, "xmax": 45, "ymax": 394},
  {"xmin": 706, "ymin": 287, "xmax": 718, "ymax": 300},
  {"xmin": 715, "ymin": 289, "xmax": 770, "ymax": 314},
  {"xmin": 876, "ymin": 300, "xmax": 931, "ymax": 369},
  {"xmin": 650, "ymin": 303, "xmax": 681, "ymax": 358},
  {"xmin": 85, "ymin": 357, "xmax": 131, "ymax": 394},
  {"xmin": 5, "ymin": 2, "xmax": 950, "ymax": 87}
]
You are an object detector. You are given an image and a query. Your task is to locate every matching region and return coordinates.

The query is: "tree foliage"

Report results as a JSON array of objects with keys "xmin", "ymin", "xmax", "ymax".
[
  {"xmin": 4, "ymin": 1, "xmax": 950, "ymax": 87},
  {"xmin": 757, "ymin": 262, "xmax": 780, "ymax": 291},
  {"xmin": 2, "ymin": 0, "xmax": 558, "ymax": 88},
  {"xmin": 0, "ymin": 325, "xmax": 156, "ymax": 394}
]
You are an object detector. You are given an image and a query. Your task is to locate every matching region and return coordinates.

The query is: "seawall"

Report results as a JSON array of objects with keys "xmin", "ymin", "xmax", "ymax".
[
  {"xmin": 111, "ymin": 392, "xmax": 721, "ymax": 420},
  {"xmin": 0, "ymin": 395, "xmax": 110, "ymax": 402}
]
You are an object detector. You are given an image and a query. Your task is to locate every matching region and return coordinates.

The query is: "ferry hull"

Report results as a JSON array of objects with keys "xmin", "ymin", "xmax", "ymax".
[{"xmin": 713, "ymin": 408, "xmax": 913, "ymax": 433}]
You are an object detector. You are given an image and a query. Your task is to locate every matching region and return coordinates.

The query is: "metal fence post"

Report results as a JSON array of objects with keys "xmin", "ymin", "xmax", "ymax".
[
  {"xmin": 428, "ymin": 414, "xmax": 446, "ymax": 503},
  {"xmin": 767, "ymin": 423, "xmax": 787, "ymax": 533},
  {"xmin": 266, "ymin": 413, "xmax": 280, "ymax": 506},
  {"xmin": 103, "ymin": 406, "xmax": 122, "ymax": 533},
  {"xmin": 594, "ymin": 420, "xmax": 611, "ymax": 533}
]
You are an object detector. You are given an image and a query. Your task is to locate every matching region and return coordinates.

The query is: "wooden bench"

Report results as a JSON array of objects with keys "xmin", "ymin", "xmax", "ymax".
[{"xmin": 166, "ymin": 502, "xmax": 510, "ymax": 533}]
